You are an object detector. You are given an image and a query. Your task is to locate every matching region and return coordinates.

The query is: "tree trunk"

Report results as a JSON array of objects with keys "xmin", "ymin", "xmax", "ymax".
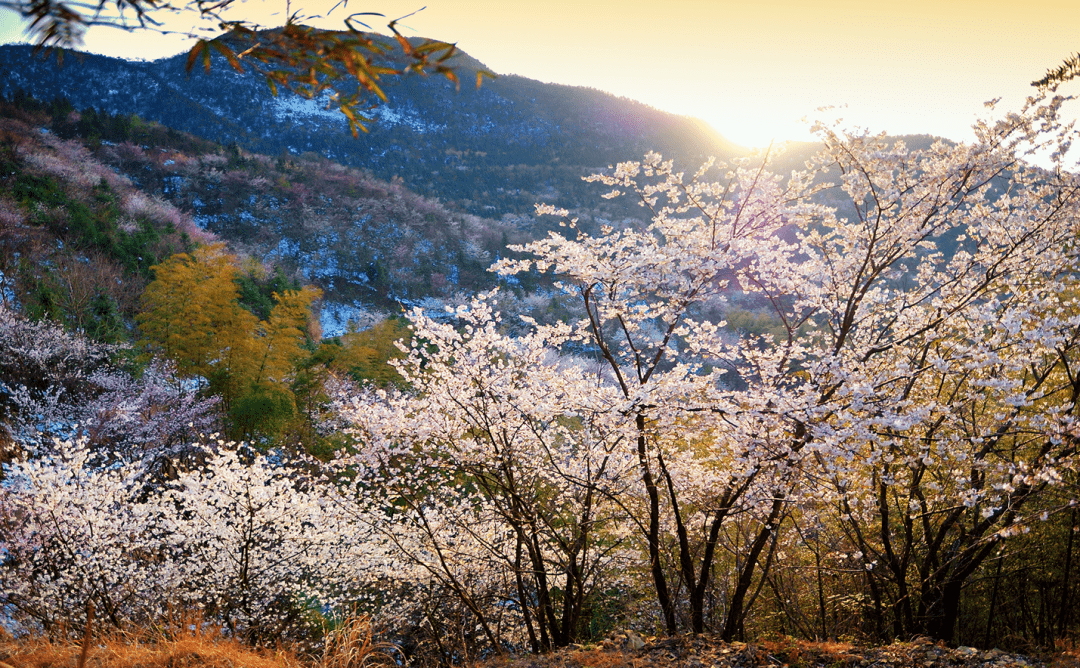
[
  {"xmin": 922, "ymin": 578, "xmax": 962, "ymax": 642},
  {"xmin": 637, "ymin": 415, "xmax": 677, "ymax": 635},
  {"xmin": 1057, "ymin": 509, "xmax": 1076, "ymax": 638},
  {"xmin": 722, "ymin": 497, "xmax": 783, "ymax": 641}
]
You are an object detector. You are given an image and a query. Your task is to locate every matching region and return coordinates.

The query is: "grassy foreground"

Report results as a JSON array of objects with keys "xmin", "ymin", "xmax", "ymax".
[
  {"xmin": 3, "ymin": 620, "xmax": 1080, "ymax": 668},
  {"xmin": 2, "ymin": 612, "xmax": 1080, "ymax": 668},
  {"xmin": 0, "ymin": 614, "xmax": 396, "ymax": 668}
]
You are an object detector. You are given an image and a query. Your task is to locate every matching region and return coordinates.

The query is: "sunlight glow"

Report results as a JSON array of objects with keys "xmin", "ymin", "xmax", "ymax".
[{"xmin": 4, "ymin": 0, "xmax": 1080, "ymax": 153}]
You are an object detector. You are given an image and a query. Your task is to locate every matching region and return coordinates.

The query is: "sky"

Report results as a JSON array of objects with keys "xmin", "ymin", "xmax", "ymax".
[{"xmin": 1, "ymin": 0, "xmax": 1079, "ymax": 149}]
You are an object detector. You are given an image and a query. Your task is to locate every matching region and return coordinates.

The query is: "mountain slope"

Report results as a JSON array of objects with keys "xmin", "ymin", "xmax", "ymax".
[
  {"xmin": 0, "ymin": 100, "xmax": 525, "ymax": 335},
  {"xmin": 0, "ymin": 36, "xmax": 743, "ymax": 218}
]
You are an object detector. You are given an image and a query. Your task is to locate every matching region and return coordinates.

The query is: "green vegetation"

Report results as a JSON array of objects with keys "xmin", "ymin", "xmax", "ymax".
[
  {"xmin": 0, "ymin": 93, "xmax": 417, "ymax": 452},
  {"xmin": 0, "ymin": 92, "xmax": 208, "ymax": 342},
  {"xmin": 4, "ymin": 71, "xmax": 1079, "ymax": 662},
  {"xmin": 138, "ymin": 244, "xmax": 315, "ymax": 443},
  {"xmin": 236, "ymin": 261, "xmax": 302, "ymax": 320},
  {"xmin": 332, "ymin": 317, "xmax": 412, "ymax": 387},
  {"xmin": 14, "ymin": 173, "xmax": 185, "ymax": 277},
  {"xmin": 135, "ymin": 244, "xmax": 412, "ymax": 449}
]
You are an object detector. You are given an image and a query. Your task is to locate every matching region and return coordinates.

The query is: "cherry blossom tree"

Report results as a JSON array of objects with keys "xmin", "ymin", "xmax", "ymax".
[
  {"xmin": 0, "ymin": 434, "xmax": 204, "ymax": 632},
  {"xmin": 337, "ymin": 293, "xmax": 640, "ymax": 653},
  {"xmin": 79, "ymin": 359, "xmax": 219, "ymax": 452},
  {"xmin": 788, "ymin": 104, "xmax": 1080, "ymax": 641},
  {"xmin": 0, "ymin": 303, "xmax": 216, "ymax": 458},
  {"xmin": 491, "ymin": 92, "xmax": 1080, "ymax": 642},
  {"xmin": 493, "ymin": 151, "xmax": 824, "ymax": 638},
  {"xmin": 0, "ymin": 434, "xmax": 379, "ymax": 641},
  {"xmin": 6, "ymin": 92, "xmax": 1080, "ymax": 651},
  {"xmin": 0, "ymin": 302, "xmax": 114, "ymax": 451},
  {"xmin": 160, "ymin": 443, "xmax": 369, "ymax": 642}
]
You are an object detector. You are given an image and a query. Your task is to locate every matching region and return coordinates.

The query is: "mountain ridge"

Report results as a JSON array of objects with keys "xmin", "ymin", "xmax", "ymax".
[{"xmin": 0, "ymin": 37, "xmax": 744, "ymax": 218}]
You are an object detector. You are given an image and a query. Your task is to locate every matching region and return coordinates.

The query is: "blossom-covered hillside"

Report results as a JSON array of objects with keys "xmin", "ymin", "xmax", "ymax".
[
  {"xmin": 87, "ymin": 127, "xmax": 525, "ymax": 332},
  {"xmin": 0, "ymin": 107, "xmax": 212, "ymax": 338},
  {"xmin": 0, "ymin": 97, "xmax": 533, "ymax": 335}
]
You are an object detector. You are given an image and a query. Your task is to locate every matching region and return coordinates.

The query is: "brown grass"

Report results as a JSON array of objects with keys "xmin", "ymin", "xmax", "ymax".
[
  {"xmin": 0, "ymin": 608, "xmax": 293, "ymax": 668},
  {"xmin": 1049, "ymin": 638, "xmax": 1080, "ymax": 668},
  {"xmin": 0, "ymin": 632, "xmax": 299, "ymax": 668},
  {"xmin": 0, "ymin": 613, "xmax": 402, "ymax": 668},
  {"xmin": 568, "ymin": 648, "xmax": 630, "ymax": 668},
  {"xmin": 753, "ymin": 637, "xmax": 858, "ymax": 668},
  {"xmin": 319, "ymin": 614, "xmax": 400, "ymax": 668}
]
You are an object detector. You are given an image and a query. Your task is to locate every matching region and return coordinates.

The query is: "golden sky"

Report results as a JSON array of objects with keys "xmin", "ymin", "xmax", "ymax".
[{"xmin": 3, "ymin": 0, "xmax": 1079, "ymax": 147}]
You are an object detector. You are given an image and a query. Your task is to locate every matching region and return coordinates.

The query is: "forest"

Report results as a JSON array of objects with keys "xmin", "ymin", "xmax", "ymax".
[{"xmin": 1, "ymin": 75, "xmax": 1080, "ymax": 668}]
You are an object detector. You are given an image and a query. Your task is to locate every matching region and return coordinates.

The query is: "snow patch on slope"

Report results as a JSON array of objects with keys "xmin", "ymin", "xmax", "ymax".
[
  {"xmin": 271, "ymin": 93, "xmax": 345, "ymax": 124},
  {"xmin": 370, "ymin": 104, "xmax": 446, "ymax": 134},
  {"xmin": 269, "ymin": 94, "xmax": 443, "ymax": 134},
  {"xmin": 319, "ymin": 301, "xmax": 384, "ymax": 338}
]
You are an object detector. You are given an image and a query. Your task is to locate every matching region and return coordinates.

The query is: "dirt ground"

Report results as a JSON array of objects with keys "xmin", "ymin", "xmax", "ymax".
[{"xmin": 483, "ymin": 634, "xmax": 1080, "ymax": 668}]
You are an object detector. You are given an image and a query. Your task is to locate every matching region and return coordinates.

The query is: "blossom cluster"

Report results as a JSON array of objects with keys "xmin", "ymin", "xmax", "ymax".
[{"xmin": 6, "ymin": 90, "xmax": 1080, "ymax": 649}]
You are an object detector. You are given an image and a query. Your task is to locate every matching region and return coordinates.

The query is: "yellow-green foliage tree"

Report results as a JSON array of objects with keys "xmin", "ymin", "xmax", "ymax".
[
  {"xmin": 138, "ymin": 243, "xmax": 320, "ymax": 443},
  {"xmin": 334, "ymin": 316, "xmax": 411, "ymax": 387},
  {"xmin": 138, "ymin": 244, "xmax": 250, "ymax": 381},
  {"xmin": 274, "ymin": 316, "xmax": 412, "ymax": 459}
]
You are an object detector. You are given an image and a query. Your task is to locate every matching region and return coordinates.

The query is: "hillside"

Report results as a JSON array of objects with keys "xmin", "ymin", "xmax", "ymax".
[
  {"xmin": 0, "ymin": 33, "xmax": 971, "ymax": 326},
  {"xmin": 0, "ymin": 108, "xmax": 211, "ymax": 339},
  {"xmin": 0, "ymin": 97, "xmax": 544, "ymax": 334},
  {"xmin": 3, "ymin": 51, "xmax": 1080, "ymax": 659},
  {"xmin": 0, "ymin": 36, "xmax": 743, "ymax": 219}
]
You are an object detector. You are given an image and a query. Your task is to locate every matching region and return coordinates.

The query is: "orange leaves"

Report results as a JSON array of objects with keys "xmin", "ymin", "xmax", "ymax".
[
  {"xmin": 175, "ymin": 17, "xmax": 487, "ymax": 137},
  {"xmin": 186, "ymin": 39, "xmax": 211, "ymax": 73},
  {"xmin": 477, "ymin": 68, "xmax": 495, "ymax": 89},
  {"xmin": 186, "ymin": 38, "xmax": 244, "ymax": 75},
  {"xmin": 20, "ymin": 0, "xmax": 493, "ymax": 137},
  {"xmin": 210, "ymin": 39, "xmax": 244, "ymax": 72},
  {"xmin": 390, "ymin": 26, "xmax": 413, "ymax": 56}
]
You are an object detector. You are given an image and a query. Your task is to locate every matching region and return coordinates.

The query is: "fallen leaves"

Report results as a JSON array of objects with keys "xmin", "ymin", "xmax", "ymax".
[{"xmin": 482, "ymin": 635, "xmax": 1048, "ymax": 668}]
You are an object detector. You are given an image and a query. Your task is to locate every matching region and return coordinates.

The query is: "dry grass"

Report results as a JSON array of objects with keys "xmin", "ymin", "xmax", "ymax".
[
  {"xmin": 0, "ymin": 613, "xmax": 401, "ymax": 668},
  {"xmin": 568, "ymin": 648, "xmax": 631, "ymax": 668},
  {"xmin": 0, "ymin": 609, "xmax": 294, "ymax": 668},
  {"xmin": 1049, "ymin": 639, "xmax": 1080, "ymax": 668},
  {"xmin": 3, "ymin": 627, "xmax": 1066, "ymax": 668},
  {"xmin": 0, "ymin": 633, "xmax": 299, "ymax": 668},
  {"xmin": 754, "ymin": 637, "xmax": 857, "ymax": 667},
  {"xmin": 319, "ymin": 614, "xmax": 400, "ymax": 668}
]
